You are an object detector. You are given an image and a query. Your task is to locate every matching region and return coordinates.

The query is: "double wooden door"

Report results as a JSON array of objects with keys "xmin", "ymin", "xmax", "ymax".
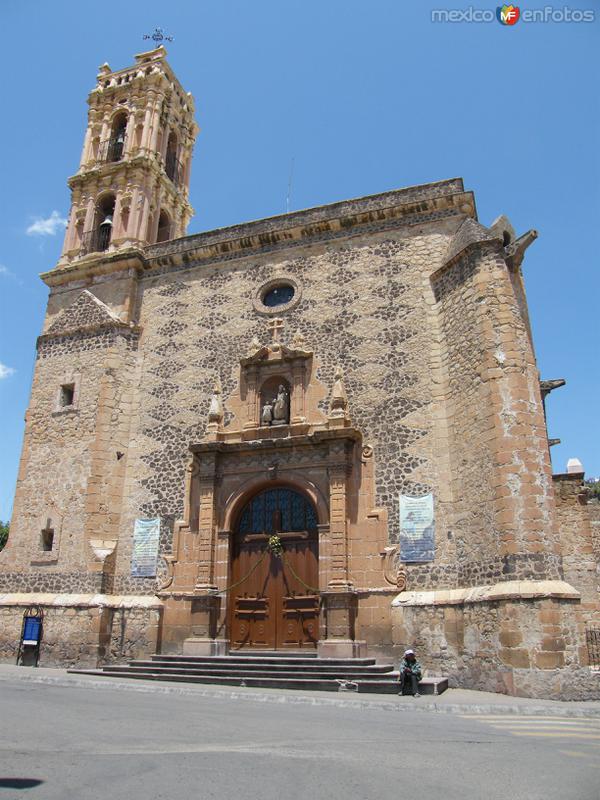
[{"xmin": 229, "ymin": 488, "xmax": 319, "ymax": 650}]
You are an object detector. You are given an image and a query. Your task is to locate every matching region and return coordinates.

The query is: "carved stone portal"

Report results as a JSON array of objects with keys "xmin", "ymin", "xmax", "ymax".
[{"xmin": 158, "ymin": 321, "xmax": 387, "ymax": 659}]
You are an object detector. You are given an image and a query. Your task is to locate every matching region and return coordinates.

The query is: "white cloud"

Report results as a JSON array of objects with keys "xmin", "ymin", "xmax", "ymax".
[
  {"xmin": 26, "ymin": 210, "xmax": 68, "ymax": 237},
  {"xmin": 0, "ymin": 363, "xmax": 15, "ymax": 379},
  {"xmin": 0, "ymin": 264, "xmax": 15, "ymax": 278}
]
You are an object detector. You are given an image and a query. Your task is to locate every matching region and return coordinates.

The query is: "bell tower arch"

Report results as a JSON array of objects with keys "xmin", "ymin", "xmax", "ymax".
[{"xmin": 59, "ymin": 46, "xmax": 198, "ymax": 266}]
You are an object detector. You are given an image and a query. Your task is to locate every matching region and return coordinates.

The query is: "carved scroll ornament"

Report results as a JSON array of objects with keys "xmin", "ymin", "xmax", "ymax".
[{"xmin": 381, "ymin": 545, "xmax": 407, "ymax": 592}]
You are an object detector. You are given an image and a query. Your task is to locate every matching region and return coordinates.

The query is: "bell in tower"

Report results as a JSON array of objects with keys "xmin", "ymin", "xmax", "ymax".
[{"xmin": 58, "ymin": 46, "xmax": 199, "ymax": 267}]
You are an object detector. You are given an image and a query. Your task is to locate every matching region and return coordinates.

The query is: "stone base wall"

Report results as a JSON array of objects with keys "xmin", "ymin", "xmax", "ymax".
[
  {"xmin": 0, "ymin": 571, "xmax": 158, "ymax": 596},
  {"xmin": 0, "ymin": 594, "xmax": 162, "ymax": 668},
  {"xmin": 392, "ymin": 585, "xmax": 600, "ymax": 700},
  {"xmin": 355, "ymin": 591, "xmax": 397, "ymax": 663},
  {"xmin": 553, "ymin": 473, "xmax": 599, "ymax": 621},
  {"xmin": 589, "ymin": 499, "xmax": 600, "ymax": 563}
]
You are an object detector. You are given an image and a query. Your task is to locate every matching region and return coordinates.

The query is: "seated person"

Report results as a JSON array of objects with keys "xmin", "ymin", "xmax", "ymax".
[{"xmin": 398, "ymin": 648, "xmax": 422, "ymax": 697}]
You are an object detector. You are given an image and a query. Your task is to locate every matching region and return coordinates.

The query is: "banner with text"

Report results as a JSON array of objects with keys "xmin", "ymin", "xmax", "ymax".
[
  {"xmin": 399, "ymin": 493, "xmax": 435, "ymax": 562},
  {"xmin": 131, "ymin": 518, "xmax": 161, "ymax": 577}
]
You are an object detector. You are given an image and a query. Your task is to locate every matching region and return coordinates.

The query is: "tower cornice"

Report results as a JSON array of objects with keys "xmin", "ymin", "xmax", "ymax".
[
  {"xmin": 90, "ymin": 47, "xmax": 195, "ymax": 114},
  {"xmin": 68, "ymin": 153, "xmax": 191, "ymax": 201}
]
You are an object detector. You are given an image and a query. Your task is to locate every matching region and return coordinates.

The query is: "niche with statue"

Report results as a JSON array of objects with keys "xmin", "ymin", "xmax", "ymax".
[{"xmin": 260, "ymin": 377, "xmax": 290, "ymax": 427}]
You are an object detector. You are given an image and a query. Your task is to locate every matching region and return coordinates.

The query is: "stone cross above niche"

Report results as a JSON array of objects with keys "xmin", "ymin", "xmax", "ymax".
[
  {"xmin": 268, "ymin": 317, "xmax": 284, "ymax": 344},
  {"xmin": 204, "ymin": 318, "xmax": 351, "ymax": 440},
  {"xmin": 238, "ymin": 319, "xmax": 314, "ymax": 432}
]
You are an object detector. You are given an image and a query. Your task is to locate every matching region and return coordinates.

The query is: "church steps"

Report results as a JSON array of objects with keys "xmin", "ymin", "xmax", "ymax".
[
  {"xmin": 144, "ymin": 656, "xmax": 384, "ymax": 672},
  {"xmin": 214, "ymin": 650, "xmax": 319, "ymax": 658},
  {"xmin": 143, "ymin": 658, "xmax": 387, "ymax": 672},
  {"xmin": 149, "ymin": 655, "xmax": 376, "ymax": 666},
  {"xmin": 100, "ymin": 665, "xmax": 398, "ymax": 680},
  {"xmin": 68, "ymin": 653, "xmax": 448, "ymax": 695},
  {"xmin": 69, "ymin": 668, "xmax": 448, "ymax": 695}
]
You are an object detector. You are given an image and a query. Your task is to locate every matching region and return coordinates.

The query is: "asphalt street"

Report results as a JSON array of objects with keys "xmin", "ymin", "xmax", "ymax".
[{"xmin": 1, "ymin": 679, "xmax": 599, "ymax": 800}]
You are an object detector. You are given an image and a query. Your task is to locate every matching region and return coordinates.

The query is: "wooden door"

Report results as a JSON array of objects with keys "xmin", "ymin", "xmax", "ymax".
[{"xmin": 229, "ymin": 488, "xmax": 319, "ymax": 650}]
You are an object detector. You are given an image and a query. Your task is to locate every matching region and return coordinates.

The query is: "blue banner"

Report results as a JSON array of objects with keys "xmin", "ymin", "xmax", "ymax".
[
  {"xmin": 131, "ymin": 518, "xmax": 161, "ymax": 577},
  {"xmin": 399, "ymin": 493, "xmax": 435, "ymax": 563}
]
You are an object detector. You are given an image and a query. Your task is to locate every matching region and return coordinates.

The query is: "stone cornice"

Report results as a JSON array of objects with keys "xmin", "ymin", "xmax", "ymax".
[
  {"xmin": 190, "ymin": 428, "xmax": 362, "ymax": 456},
  {"xmin": 37, "ymin": 321, "xmax": 141, "ymax": 347},
  {"xmin": 145, "ymin": 179, "xmax": 473, "ymax": 263},
  {"xmin": 67, "ymin": 154, "xmax": 191, "ymax": 209},
  {"xmin": 41, "ymin": 250, "xmax": 145, "ymax": 287},
  {"xmin": 392, "ymin": 580, "xmax": 580, "ymax": 607},
  {"xmin": 42, "ymin": 179, "xmax": 475, "ymax": 289},
  {"xmin": 0, "ymin": 593, "xmax": 163, "ymax": 608},
  {"xmin": 90, "ymin": 49, "xmax": 193, "ymax": 112}
]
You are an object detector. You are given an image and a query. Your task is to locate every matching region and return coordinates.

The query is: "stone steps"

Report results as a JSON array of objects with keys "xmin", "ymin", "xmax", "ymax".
[
  {"xmin": 69, "ymin": 652, "xmax": 448, "ymax": 695},
  {"xmin": 101, "ymin": 665, "xmax": 398, "ymax": 681},
  {"xmin": 141, "ymin": 656, "xmax": 386, "ymax": 673}
]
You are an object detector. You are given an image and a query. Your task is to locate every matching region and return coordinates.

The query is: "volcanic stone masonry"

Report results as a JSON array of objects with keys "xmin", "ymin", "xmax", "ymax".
[{"xmin": 1, "ymin": 47, "xmax": 598, "ymax": 699}]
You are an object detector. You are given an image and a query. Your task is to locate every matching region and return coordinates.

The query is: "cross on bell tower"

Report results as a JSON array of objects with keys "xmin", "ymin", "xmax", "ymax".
[{"xmin": 58, "ymin": 46, "xmax": 199, "ymax": 267}]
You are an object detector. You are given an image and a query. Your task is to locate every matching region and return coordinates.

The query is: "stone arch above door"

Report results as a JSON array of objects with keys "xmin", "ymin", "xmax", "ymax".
[
  {"xmin": 222, "ymin": 474, "xmax": 329, "ymax": 534},
  {"xmin": 236, "ymin": 485, "xmax": 318, "ymax": 535}
]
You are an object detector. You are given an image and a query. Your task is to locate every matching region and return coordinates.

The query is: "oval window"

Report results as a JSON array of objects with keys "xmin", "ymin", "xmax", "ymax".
[{"xmin": 262, "ymin": 284, "xmax": 295, "ymax": 308}]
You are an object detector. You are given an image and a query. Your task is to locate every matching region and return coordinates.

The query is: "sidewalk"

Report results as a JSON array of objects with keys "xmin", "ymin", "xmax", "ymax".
[{"xmin": 1, "ymin": 663, "xmax": 599, "ymax": 717}]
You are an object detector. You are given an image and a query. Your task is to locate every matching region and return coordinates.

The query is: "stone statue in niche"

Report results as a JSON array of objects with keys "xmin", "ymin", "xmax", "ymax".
[
  {"xmin": 272, "ymin": 385, "xmax": 290, "ymax": 426},
  {"xmin": 261, "ymin": 400, "xmax": 273, "ymax": 427}
]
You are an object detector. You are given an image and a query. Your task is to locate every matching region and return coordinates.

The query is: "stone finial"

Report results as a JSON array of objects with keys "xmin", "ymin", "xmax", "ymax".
[
  {"xmin": 291, "ymin": 329, "xmax": 306, "ymax": 349},
  {"xmin": 247, "ymin": 335, "xmax": 261, "ymax": 357},
  {"xmin": 207, "ymin": 377, "xmax": 224, "ymax": 426},
  {"xmin": 329, "ymin": 367, "xmax": 349, "ymax": 418},
  {"xmin": 96, "ymin": 63, "xmax": 111, "ymax": 80},
  {"xmin": 566, "ymin": 458, "xmax": 584, "ymax": 475}
]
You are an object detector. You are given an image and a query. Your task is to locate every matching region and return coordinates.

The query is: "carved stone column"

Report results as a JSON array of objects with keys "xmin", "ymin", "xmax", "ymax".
[
  {"xmin": 123, "ymin": 113, "xmax": 136, "ymax": 158},
  {"xmin": 140, "ymin": 99, "xmax": 154, "ymax": 151},
  {"xmin": 244, "ymin": 365, "xmax": 259, "ymax": 429},
  {"xmin": 149, "ymin": 97, "xmax": 162, "ymax": 153},
  {"xmin": 195, "ymin": 452, "xmax": 218, "ymax": 590},
  {"xmin": 318, "ymin": 439, "xmax": 364, "ymax": 657},
  {"xmin": 181, "ymin": 451, "xmax": 225, "ymax": 656},
  {"xmin": 327, "ymin": 456, "xmax": 352, "ymax": 590},
  {"xmin": 290, "ymin": 362, "xmax": 306, "ymax": 423}
]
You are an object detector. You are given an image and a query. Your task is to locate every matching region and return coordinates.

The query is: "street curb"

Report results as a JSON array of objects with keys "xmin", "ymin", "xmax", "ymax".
[{"xmin": 1, "ymin": 671, "xmax": 599, "ymax": 718}]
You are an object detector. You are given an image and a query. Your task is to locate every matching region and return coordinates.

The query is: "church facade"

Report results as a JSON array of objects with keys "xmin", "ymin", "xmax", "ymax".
[{"xmin": 1, "ymin": 48, "xmax": 598, "ymax": 699}]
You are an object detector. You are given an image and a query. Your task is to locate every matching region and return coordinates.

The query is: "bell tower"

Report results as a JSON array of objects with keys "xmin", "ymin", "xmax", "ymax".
[{"xmin": 58, "ymin": 46, "xmax": 198, "ymax": 267}]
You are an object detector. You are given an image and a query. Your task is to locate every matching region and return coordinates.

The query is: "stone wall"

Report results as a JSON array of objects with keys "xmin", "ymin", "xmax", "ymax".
[
  {"xmin": 553, "ymin": 474, "xmax": 599, "ymax": 623},
  {"xmin": 432, "ymin": 247, "xmax": 499, "ymax": 567},
  {"xmin": 0, "ymin": 595, "xmax": 162, "ymax": 668},
  {"xmin": 4, "ymin": 181, "xmax": 595, "ymax": 698},
  {"xmin": 431, "ymin": 239, "xmax": 560, "ymax": 586},
  {"xmin": 589, "ymin": 498, "xmax": 600, "ymax": 565},
  {"xmin": 2, "ymin": 186, "xmax": 492, "ymax": 601},
  {"xmin": 0, "ymin": 318, "xmax": 139, "ymax": 593},
  {"xmin": 392, "ymin": 587, "xmax": 600, "ymax": 700},
  {"xmin": 114, "ymin": 227, "xmax": 458, "ymax": 589}
]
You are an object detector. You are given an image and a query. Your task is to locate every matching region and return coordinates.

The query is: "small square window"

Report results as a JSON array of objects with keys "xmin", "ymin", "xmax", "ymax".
[{"xmin": 60, "ymin": 384, "xmax": 75, "ymax": 407}]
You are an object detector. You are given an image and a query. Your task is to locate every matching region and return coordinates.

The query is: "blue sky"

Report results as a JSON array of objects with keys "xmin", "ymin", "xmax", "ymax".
[{"xmin": 0, "ymin": 0, "xmax": 598, "ymax": 519}]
